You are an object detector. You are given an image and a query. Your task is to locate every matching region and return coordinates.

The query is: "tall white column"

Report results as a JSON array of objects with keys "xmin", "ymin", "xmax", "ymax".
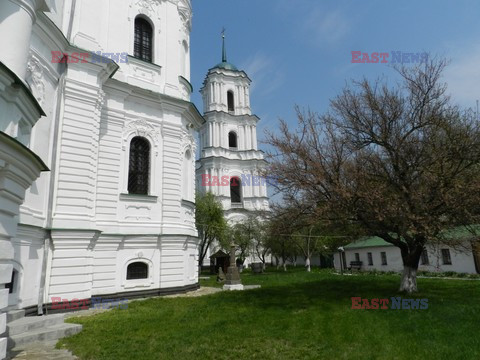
[
  {"xmin": 208, "ymin": 122, "xmax": 212, "ymax": 147},
  {"xmin": 246, "ymin": 126, "xmax": 252, "ymax": 149},
  {"xmin": 220, "ymin": 122, "xmax": 225, "ymax": 148},
  {"xmin": 219, "ymin": 83, "xmax": 223, "ymax": 109},
  {"xmin": 212, "ymin": 122, "xmax": 217, "ymax": 147},
  {"xmin": 211, "ymin": 82, "xmax": 215, "ymax": 104},
  {"xmin": 0, "ymin": 0, "xmax": 44, "ymax": 79}
]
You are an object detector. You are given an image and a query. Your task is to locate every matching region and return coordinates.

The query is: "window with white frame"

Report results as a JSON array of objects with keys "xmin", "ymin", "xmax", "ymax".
[
  {"xmin": 128, "ymin": 136, "xmax": 150, "ymax": 195},
  {"xmin": 126, "ymin": 262, "xmax": 148, "ymax": 280},
  {"xmin": 134, "ymin": 17, "xmax": 153, "ymax": 62},
  {"xmin": 381, "ymin": 252, "xmax": 387, "ymax": 265}
]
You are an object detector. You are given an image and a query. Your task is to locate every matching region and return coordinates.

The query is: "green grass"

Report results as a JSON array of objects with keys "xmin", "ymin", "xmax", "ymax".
[{"xmin": 58, "ymin": 268, "xmax": 480, "ymax": 359}]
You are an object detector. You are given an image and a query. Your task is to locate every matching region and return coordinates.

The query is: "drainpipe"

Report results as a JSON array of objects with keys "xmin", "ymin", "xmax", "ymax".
[
  {"xmin": 38, "ymin": 231, "xmax": 51, "ymax": 315},
  {"xmin": 37, "ymin": 60, "xmax": 67, "ymax": 315}
]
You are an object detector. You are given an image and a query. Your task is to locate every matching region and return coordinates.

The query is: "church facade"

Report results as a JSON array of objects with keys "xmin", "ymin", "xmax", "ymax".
[{"xmin": 0, "ymin": 1, "xmax": 204, "ymax": 355}]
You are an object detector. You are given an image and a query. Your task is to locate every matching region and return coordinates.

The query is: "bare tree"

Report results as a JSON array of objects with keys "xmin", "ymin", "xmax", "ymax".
[
  {"xmin": 265, "ymin": 59, "xmax": 480, "ymax": 292},
  {"xmin": 251, "ymin": 217, "xmax": 270, "ymax": 270},
  {"xmin": 294, "ymin": 226, "xmax": 318, "ymax": 272}
]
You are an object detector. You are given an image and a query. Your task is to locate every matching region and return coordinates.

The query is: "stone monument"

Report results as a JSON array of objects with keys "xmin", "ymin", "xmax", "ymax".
[{"xmin": 223, "ymin": 244, "xmax": 244, "ymax": 291}]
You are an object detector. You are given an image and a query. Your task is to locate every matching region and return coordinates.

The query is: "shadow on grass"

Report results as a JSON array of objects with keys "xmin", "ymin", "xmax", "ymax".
[{"xmin": 217, "ymin": 271, "xmax": 480, "ymax": 312}]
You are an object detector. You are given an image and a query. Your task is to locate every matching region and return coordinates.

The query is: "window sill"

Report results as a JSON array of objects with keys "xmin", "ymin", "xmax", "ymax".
[
  {"xmin": 122, "ymin": 282, "xmax": 152, "ymax": 289},
  {"xmin": 120, "ymin": 193, "xmax": 158, "ymax": 203},
  {"xmin": 182, "ymin": 199, "xmax": 195, "ymax": 207}
]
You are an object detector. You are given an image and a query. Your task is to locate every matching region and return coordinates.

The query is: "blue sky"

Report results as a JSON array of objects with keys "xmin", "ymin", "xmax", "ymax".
[{"xmin": 190, "ymin": 0, "xmax": 480, "ymax": 145}]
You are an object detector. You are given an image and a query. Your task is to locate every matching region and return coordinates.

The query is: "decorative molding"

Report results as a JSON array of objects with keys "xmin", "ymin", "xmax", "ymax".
[
  {"xmin": 179, "ymin": 130, "xmax": 195, "ymax": 160},
  {"xmin": 124, "ymin": 204, "xmax": 153, "ymax": 221},
  {"xmin": 177, "ymin": 3, "xmax": 192, "ymax": 34},
  {"xmin": 136, "ymin": 0, "xmax": 158, "ymax": 18},
  {"xmin": 130, "ymin": 0, "xmax": 162, "ymax": 22},
  {"xmin": 26, "ymin": 54, "xmax": 46, "ymax": 106},
  {"xmin": 183, "ymin": 206, "xmax": 194, "ymax": 226},
  {"xmin": 123, "ymin": 118, "xmax": 160, "ymax": 155}
]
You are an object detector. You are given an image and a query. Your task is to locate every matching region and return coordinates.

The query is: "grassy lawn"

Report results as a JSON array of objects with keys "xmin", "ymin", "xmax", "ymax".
[{"xmin": 58, "ymin": 268, "xmax": 480, "ymax": 359}]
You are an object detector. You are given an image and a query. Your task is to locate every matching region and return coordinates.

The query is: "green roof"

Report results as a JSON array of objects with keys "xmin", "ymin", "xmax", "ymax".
[
  {"xmin": 214, "ymin": 61, "xmax": 238, "ymax": 71},
  {"xmin": 439, "ymin": 225, "xmax": 480, "ymax": 241},
  {"xmin": 344, "ymin": 225, "xmax": 480, "ymax": 249},
  {"xmin": 344, "ymin": 236, "xmax": 394, "ymax": 249}
]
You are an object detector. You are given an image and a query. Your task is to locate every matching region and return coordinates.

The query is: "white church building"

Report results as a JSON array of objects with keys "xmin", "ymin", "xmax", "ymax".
[{"xmin": 0, "ymin": 0, "xmax": 208, "ymax": 356}]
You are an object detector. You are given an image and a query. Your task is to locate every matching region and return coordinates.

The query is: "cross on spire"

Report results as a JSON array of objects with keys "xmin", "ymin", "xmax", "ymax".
[{"xmin": 221, "ymin": 27, "xmax": 227, "ymax": 63}]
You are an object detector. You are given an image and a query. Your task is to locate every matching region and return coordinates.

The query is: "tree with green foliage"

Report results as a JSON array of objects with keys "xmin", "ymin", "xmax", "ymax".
[
  {"xmin": 195, "ymin": 192, "xmax": 228, "ymax": 274},
  {"xmin": 265, "ymin": 59, "xmax": 480, "ymax": 292}
]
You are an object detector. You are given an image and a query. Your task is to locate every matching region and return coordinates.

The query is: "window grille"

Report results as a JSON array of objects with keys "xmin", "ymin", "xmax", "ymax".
[
  {"xmin": 134, "ymin": 18, "xmax": 153, "ymax": 62},
  {"xmin": 441, "ymin": 249, "xmax": 452, "ymax": 265},
  {"xmin": 127, "ymin": 262, "xmax": 148, "ymax": 280},
  {"xmin": 230, "ymin": 177, "xmax": 241, "ymax": 203},
  {"xmin": 128, "ymin": 136, "xmax": 150, "ymax": 195}
]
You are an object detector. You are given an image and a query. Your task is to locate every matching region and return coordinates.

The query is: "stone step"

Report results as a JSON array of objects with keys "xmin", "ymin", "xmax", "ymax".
[
  {"xmin": 6, "ymin": 310, "xmax": 25, "ymax": 323},
  {"xmin": 7, "ymin": 323, "xmax": 82, "ymax": 351},
  {"xmin": 7, "ymin": 314, "xmax": 65, "ymax": 336}
]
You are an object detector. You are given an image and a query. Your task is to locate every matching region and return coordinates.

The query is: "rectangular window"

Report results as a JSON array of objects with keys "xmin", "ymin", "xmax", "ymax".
[
  {"xmin": 5, "ymin": 271, "xmax": 15, "ymax": 294},
  {"xmin": 381, "ymin": 252, "xmax": 387, "ymax": 265},
  {"xmin": 355, "ymin": 253, "xmax": 360, "ymax": 262},
  {"xmin": 421, "ymin": 250, "xmax": 429, "ymax": 265},
  {"xmin": 367, "ymin": 252, "xmax": 373, "ymax": 266},
  {"xmin": 441, "ymin": 249, "xmax": 452, "ymax": 265}
]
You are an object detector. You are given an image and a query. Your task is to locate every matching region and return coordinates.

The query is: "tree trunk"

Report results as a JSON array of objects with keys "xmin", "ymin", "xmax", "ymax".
[
  {"xmin": 305, "ymin": 257, "xmax": 311, "ymax": 272},
  {"xmin": 399, "ymin": 245, "xmax": 423, "ymax": 293},
  {"xmin": 399, "ymin": 266, "xmax": 417, "ymax": 293},
  {"xmin": 283, "ymin": 261, "xmax": 287, "ymax": 271}
]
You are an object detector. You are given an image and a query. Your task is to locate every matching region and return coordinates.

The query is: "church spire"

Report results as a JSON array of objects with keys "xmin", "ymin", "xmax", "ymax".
[
  {"xmin": 221, "ymin": 27, "xmax": 227, "ymax": 63},
  {"xmin": 212, "ymin": 28, "xmax": 238, "ymax": 71}
]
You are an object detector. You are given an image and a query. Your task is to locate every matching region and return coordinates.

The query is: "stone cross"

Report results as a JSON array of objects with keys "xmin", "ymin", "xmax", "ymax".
[{"xmin": 225, "ymin": 244, "xmax": 241, "ymax": 286}]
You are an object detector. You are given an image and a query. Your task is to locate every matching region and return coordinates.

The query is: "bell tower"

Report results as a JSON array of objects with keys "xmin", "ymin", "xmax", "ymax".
[
  {"xmin": 200, "ymin": 31, "xmax": 252, "ymax": 117},
  {"xmin": 196, "ymin": 31, "xmax": 269, "ymax": 222}
]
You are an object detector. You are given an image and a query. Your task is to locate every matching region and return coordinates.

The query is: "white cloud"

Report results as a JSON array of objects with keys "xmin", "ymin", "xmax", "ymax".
[
  {"xmin": 275, "ymin": 1, "xmax": 351, "ymax": 47},
  {"xmin": 303, "ymin": 8, "xmax": 351, "ymax": 46},
  {"xmin": 240, "ymin": 52, "xmax": 285, "ymax": 97}
]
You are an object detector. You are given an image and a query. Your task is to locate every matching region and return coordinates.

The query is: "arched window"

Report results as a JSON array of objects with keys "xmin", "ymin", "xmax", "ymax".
[
  {"xmin": 227, "ymin": 90, "xmax": 235, "ymax": 112},
  {"xmin": 128, "ymin": 137, "xmax": 150, "ymax": 195},
  {"xmin": 181, "ymin": 40, "xmax": 189, "ymax": 78},
  {"xmin": 230, "ymin": 177, "xmax": 241, "ymax": 204},
  {"xmin": 182, "ymin": 149, "xmax": 192, "ymax": 200},
  {"xmin": 228, "ymin": 131, "xmax": 237, "ymax": 149},
  {"xmin": 134, "ymin": 17, "xmax": 153, "ymax": 62},
  {"xmin": 127, "ymin": 262, "xmax": 148, "ymax": 280}
]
